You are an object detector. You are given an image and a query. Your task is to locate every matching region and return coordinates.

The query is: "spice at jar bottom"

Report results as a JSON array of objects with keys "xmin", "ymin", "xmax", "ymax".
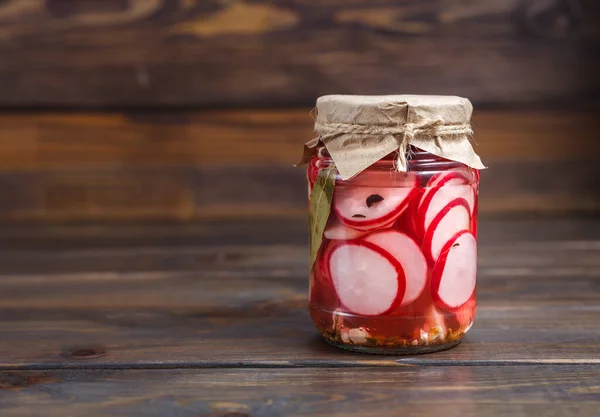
[{"xmin": 298, "ymin": 95, "xmax": 486, "ymax": 354}]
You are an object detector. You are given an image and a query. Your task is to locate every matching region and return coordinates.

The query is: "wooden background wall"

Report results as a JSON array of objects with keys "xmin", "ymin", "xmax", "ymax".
[{"xmin": 0, "ymin": 0, "xmax": 598, "ymax": 223}]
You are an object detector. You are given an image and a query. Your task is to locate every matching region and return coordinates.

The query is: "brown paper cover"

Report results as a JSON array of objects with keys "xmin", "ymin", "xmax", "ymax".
[{"xmin": 298, "ymin": 95, "xmax": 486, "ymax": 180}]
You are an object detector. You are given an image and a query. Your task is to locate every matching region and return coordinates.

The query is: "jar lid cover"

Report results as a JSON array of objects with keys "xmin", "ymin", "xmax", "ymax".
[{"xmin": 298, "ymin": 94, "xmax": 486, "ymax": 180}]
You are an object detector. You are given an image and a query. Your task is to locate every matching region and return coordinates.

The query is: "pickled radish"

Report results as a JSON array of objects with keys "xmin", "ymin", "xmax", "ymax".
[
  {"xmin": 431, "ymin": 231, "xmax": 477, "ymax": 310},
  {"xmin": 421, "ymin": 184, "xmax": 474, "ymax": 232},
  {"xmin": 428, "ymin": 170, "xmax": 471, "ymax": 188},
  {"xmin": 324, "ymin": 217, "xmax": 367, "ymax": 240},
  {"xmin": 307, "ymin": 154, "xmax": 479, "ymax": 350},
  {"xmin": 422, "ymin": 198, "xmax": 471, "ymax": 263},
  {"xmin": 418, "ymin": 171, "xmax": 469, "ymax": 210},
  {"xmin": 415, "ymin": 171, "xmax": 474, "ymax": 237},
  {"xmin": 333, "ymin": 171, "xmax": 416, "ymax": 231},
  {"xmin": 364, "ymin": 230, "xmax": 427, "ymax": 306},
  {"xmin": 417, "ymin": 184, "xmax": 475, "ymax": 232},
  {"xmin": 328, "ymin": 241, "xmax": 406, "ymax": 316},
  {"xmin": 399, "ymin": 189, "xmax": 424, "ymax": 242}
]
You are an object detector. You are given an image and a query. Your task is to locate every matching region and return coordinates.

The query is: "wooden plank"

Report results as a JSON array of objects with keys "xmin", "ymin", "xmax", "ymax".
[
  {"xmin": 1, "ymin": 367, "xmax": 600, "ymax": 416},
  {"xmin": 0, "ymin": 111, "xmax": 308, "ymax": 169},
  {"xmin": 0, "ymin": 219, "xmax": 310, "ymax": 251},
  {"xmin": 0, "ymin": 219, "xmax": 599, "ymax": 272},
  {"xmin": 1, "ymin": 234, "xmax": 599, "ymax": 276},
  {"xmin": 0, "ymin": 219, "xmax": 598, "ymax": 367},
  {"xmin": 0, "ymin": 158, "xmax": 596, "ymax": 222},
  {"xmin": 1, "ymin": 242, "xmax": 599, "ymax": 306},
  {"xmin": 0, "ymin": 109, "xmax": 596, "ymax": 221},
  {"xmin": 0, "ymin": 1, "xmax": 598, "ymax": 106},
  {"xmin": 1, "ymin": 216, "xmax": 599, "ymax": 251},
  {"xmin": 0, "ymin": 110, "xmax": 596, "ymax": 170}
]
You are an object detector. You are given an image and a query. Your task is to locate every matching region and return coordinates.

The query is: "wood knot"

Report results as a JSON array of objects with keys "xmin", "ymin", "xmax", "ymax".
[{"xmin": 62, "ymin": 346, "xmax": 107, "ymax": 360}]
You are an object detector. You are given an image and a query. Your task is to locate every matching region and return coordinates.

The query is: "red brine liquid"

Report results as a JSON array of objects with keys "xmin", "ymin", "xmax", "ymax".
[{"xmin": 307, "ymin": 148, "xmax": 479, "ymax": 354}]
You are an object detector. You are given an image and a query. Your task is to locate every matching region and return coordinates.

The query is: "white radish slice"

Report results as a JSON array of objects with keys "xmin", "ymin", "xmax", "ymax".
[
  {"xmin": 333, "ymin": 186, "xmax": 415, "ymax": 231},
  {"xmin": 364, "ymin": 230, "xmax": 427, "ymax": 306},
  {"xmin": 419, "ymin": 179, "xmax": 469, "ymax": 213},
  {"xmin": 421, "ymin": 184, "xmax": 475, "ymax": 232},
  {"xmin": 324, "ymin": 217, "xmax": 367, "ymax": 240},
  {"xmin": 423, "ymin": 198, "xmax": 471, "ymax": 263},
  {"xmin": 418, "ymin": 171, "xmax": 470, "ymax": 211},
  {"xmin": 328, "ymin": 241, "xmax": 406, "ymax": 316},
  {"xmin": 332, "ymin": 171, "xmax": 417, "ymax": 231},
  {"xmin": 415, "ymin": 172, "xmax": 473, "ymax": 237},
  {"xmin": 431, "ymin": 231, "xmax": 477, "ymax": 310}
]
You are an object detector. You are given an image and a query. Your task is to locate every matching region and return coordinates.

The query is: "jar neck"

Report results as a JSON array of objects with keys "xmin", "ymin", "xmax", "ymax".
[{"xmin": 316, "ymin": 146, "xmax": 466, "ymax": 172}]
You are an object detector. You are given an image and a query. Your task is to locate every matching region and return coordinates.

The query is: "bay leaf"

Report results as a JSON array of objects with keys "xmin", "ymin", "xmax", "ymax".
[{"xmin": 309, "ymin": 166, "xmax": 337, "ymax": 269}]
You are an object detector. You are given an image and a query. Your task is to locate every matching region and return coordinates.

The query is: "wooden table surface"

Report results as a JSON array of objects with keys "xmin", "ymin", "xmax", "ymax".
[{"xmin": 0, "ymin": 217, "xmax": 599, "ymax": 416}]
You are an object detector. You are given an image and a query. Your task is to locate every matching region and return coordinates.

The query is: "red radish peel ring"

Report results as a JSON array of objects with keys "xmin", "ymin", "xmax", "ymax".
[
  {"xmin": 431, "ymin": 230, "xmax": 477, "ymax": 310},
  {"xmin": 420, "ymin": 184, "xmax": 475, "ymax": 233},
  {"xmin": 333, "ymin": 177, "xmax": 417, "ymax": 231},
  {"xmin": 327, "ymin": 240, "xmax": 406, "ymax": 316},
  {"xmin": 334, "ymin": 190, "xmax": 415, "ymax": 230},
  {"xmin": 422, "ymin": 198, "xmax": 471, "ymax": 264},
  {"xmin": 416, "ymin": 171, "xmax": 474, "ymax": 237},
  {"xmin": 429, "ymin": 170, "xmax": 471, "ymax": 188},
  {"xmin": 418, "ymin": 171, "xmax": 470, "ymax": 211},
  {"xmin": 363, "ymin": 230, "xmax": 427, "ymax": 307}
]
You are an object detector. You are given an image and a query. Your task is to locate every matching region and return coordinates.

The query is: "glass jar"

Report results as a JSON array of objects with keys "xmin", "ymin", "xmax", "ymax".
[{"xmin": 307, "ymin": 147, "xmax": 479, "ymax": 354}]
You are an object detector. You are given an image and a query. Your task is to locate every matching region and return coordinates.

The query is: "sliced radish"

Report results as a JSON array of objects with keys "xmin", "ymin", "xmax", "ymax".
[
  {"xmin": 324, "ymin": 217, "xmax": 367, "ymax": 240},
  {"xmin": 428, "ymin": 170, "xmax": 471, "ymax": 188},
  {"xmin": 363, "ymin": 230, "xmax": 427, "ymax": 306},
  {"xmin": 421, "ymin": 184, "xmax": 474, "ymax": 232},
  {"xmin": 416, "ymin": 171, "xmax": 475, "ymax": 237},
  {"xmin": 328, "ymin": 241, "xmax": 406, "ymax": 316},
  {"xmin": 431, "ymin": 231, "xmax": 477, "ymax": 310},
  {"xmin": 333, "ymin": 172, "xmax": 416, "ymax": 231},
  {"xmin": 333, "ymin": 187, "xmax": 415, "ymax": 231},
  {"xmin": 422, "ymin": 198, "xmax": 471, "ymax": 263},
  {"xmin": 394, "ymin": 188, "xmax": 423, "ymax": 242},
  {"xmin": 417, "ymin": 171, "xmax": 470, "ymax": 210}
]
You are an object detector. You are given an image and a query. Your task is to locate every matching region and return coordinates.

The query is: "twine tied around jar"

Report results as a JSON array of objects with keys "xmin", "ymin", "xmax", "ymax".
[
  {"xmin": 313, "ymin": 117, "xmax": 474, "ymax": 173},
  {"xmin": 298, "ymin": 95, "xmax": 485, "ymax": 180}
]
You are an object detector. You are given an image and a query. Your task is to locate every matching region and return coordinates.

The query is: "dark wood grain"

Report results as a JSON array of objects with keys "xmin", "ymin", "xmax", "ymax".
[
  {"xmin": 1, "ymin": 303, "xmax": 599, "ymax": 368},
  {"xmin": 0, "ymin": 219, "xmax": 598, "ymax": 368},
  {"xmin": 0, "ymin": 110, "xmax": 596, "ymax": 169},
  {"xmin": 0, "ymin": 159, "xmax": 596, "ymax": 222},
  {"xmin": 0, "ymin": 220, "xmax": 598, "ymax": 273},
  {"xmin": 0, "ymin": 218, "xmax": 598, "ymax": 415},
  {"xmin": 1, "ymin": 216, "xmax": 598, "ymax": 250},
  {"xmin": 1, "ymin": 367, "xmax": 600, "ymax": 416},
  {"xmin": 0, "ymin": 109, "xmax": 597, "ymax": 221},
  {"xmin": 0, "ymin": 1, "xmax": 597, "ymax": 106}
]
